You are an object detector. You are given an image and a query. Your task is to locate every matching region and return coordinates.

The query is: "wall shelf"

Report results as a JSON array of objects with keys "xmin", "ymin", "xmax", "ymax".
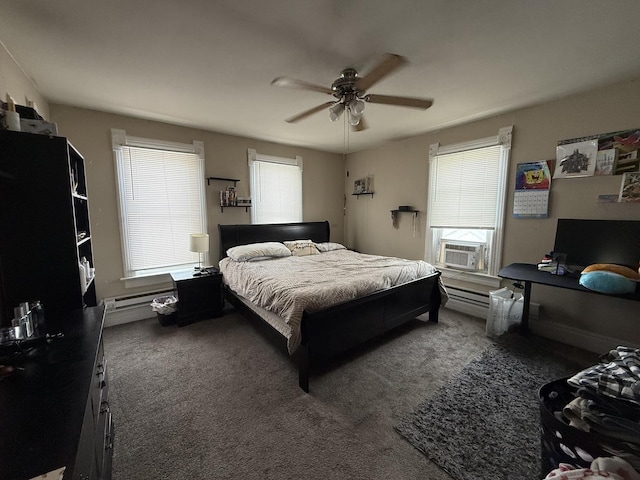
[
  {"xmin": 391, "ymin": 209, "xmax": 419, "ymax": 236},
  {"xmin": 220, "ymin": 205, "xmax": 251, "ymax": 213},
  {"xmin": 390, "ymin": 209, "xmax": 419, "ymax": 216},
  {"xmin": 207, "ymin": 176, "xmax": 240, "ymax": 186},
  {"xmin": 352, "ymin": 192, "xmax": 374, "ymax": 198}
]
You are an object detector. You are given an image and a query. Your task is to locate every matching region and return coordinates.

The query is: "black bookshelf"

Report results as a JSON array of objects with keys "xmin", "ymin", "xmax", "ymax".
[{"xmin": 0, "ymin": 130, "xmax": 97, "ymax": 325}]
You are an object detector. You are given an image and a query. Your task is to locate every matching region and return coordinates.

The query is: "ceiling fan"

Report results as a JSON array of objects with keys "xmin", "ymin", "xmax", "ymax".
[{"xmin": 271, "ymin": 53, "xmax": 433, "ymax": 131}]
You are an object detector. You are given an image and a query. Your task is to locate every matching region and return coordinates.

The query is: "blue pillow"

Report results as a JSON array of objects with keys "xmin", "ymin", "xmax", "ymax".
[{"xmin": 579, "ymin": 271, "xmax": 637, "ymax": 295}]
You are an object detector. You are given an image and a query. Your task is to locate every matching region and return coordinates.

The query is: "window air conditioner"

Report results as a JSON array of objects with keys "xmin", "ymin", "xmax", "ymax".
[{"xmin": 442, "ymin": 242, "xmax": 484, "ymax": 270}]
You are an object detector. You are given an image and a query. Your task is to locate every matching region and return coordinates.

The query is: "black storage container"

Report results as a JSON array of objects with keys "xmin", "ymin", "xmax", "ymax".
[{"xmin": 539, "ymin": 378, "xmax": 621, "ymax": 476}]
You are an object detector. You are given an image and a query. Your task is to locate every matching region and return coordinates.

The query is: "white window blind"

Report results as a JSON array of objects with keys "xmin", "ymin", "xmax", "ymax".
[
  {"xmin": 248, "ymin": 149, "xmax": 302, "ymax": 224},
  {"xmin": 112, "ymin": 130, "xmax": 206, "ymax": 278},
  {"xmin": 429, "ymin": 145, "xmax": 501, "ymax": 229},
  {"xmin": 426, "ymin": 126, "xmax": 512, "ymax": 281}
]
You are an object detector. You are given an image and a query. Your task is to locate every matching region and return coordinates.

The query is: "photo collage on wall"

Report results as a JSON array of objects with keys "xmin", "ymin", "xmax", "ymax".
[{"xmin": 554, "ymin": 128, "xmax": 640, "ymax": 202}]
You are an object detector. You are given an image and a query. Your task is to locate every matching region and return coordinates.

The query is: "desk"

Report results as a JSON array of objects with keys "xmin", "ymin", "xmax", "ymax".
[{"xmin": 498, "ymin": 263, "xmax": 640, "ymax": 333}]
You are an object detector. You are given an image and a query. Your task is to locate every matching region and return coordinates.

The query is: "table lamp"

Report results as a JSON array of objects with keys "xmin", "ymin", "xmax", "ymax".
[{"xmin": 189, "ymin": 233, "xmax": 209, "ymax": 272}]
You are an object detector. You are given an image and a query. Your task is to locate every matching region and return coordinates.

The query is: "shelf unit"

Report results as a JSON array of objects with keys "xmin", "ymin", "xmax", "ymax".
[
  {"xmin": 0, "ymin": 130, "xmax": 97, "ymax": 324},
  {"xmin": 207, "ymin": 176, "xmax": 251, "ymax": 212}
]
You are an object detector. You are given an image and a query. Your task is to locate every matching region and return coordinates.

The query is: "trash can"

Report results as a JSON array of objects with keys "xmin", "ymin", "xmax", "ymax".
[{"xmin": 151, "ymin": 295, "xmax": 178, "ymax": 326}]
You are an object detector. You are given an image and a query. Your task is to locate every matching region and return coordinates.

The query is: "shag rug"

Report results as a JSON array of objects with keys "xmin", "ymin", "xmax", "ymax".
[{"xmin": 395, "ymin": 334, "xmax": 585, "ymax": 480}]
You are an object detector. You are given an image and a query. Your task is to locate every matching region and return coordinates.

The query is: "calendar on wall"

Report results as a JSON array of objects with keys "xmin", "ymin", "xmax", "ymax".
[{"xmin": 513, "ymin": 160, "xmax": 553, "ymax": 218}]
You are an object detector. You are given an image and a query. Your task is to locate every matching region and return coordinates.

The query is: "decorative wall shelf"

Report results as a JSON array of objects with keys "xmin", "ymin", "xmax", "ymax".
[
  {"xmin": 207, "ymin": 176, "xmax": 250, "ymax": 212},
  {"xmin": 220, "ymin": 205, "xmax": 251, "ymax": 213},
  {"xmin": 207, "ymin": 176, "xmax": 240, "ymax": 186},
  {"xmin": 352, "ymin": 192, "xmax": 374, "ymax": 198},
  {"xmin": 390, "ymin": 209, "xmax": 419, "ymax": 236},
  {"xmin": 390, "ymin": 209, "xmax": 419, "ymax": 216}
]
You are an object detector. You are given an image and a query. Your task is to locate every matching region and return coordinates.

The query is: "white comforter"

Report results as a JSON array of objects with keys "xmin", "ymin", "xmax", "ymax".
[{"xmin": 219, "ymin": 249, "xmax": 444, "ymax": 353}]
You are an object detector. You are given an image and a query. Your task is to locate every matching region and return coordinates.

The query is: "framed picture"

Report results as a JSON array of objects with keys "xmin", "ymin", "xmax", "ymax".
[
  {"xmin": 554, "ymin": 140, "xmax": 598, "ymax": 178},
  {"xmin": 619, "ymin": 171, "xmax": 640, "ymax": 203},
  {"xmin": 594, "ymin": 148, "xmax": 616, "ymax": 176},
  {"xmin": 353, "ymin": 178, "xmax": 366, "ymax": 194}
]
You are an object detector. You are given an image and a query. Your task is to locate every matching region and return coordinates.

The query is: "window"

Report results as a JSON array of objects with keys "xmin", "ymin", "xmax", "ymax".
[
  {"xmin": 426, "ymin": 126, "xmax": 512, "ymax": 284},
  {"xmin": 112, "ymin": 129, "xmax": 207, "ymax": 280},
  {"xmin": 248, "ymin": 149, "xmax": 303, "ymax": 224}
]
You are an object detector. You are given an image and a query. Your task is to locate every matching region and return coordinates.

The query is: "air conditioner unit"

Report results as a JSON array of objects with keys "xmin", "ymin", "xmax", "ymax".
[{"xmin": 442, "ymin": 242, "xmax": 485, "ymax": 270}]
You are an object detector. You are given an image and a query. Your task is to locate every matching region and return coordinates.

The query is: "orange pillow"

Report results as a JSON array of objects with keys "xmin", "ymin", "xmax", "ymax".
[{"xmin": 581, "ymin": 263, "xmax": 640, "ymax": 281}]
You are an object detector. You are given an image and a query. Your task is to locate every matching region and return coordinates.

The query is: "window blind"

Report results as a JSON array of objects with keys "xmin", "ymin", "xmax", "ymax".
[
  {"xmin": 428, "ymin": 145, "xmax": 501, "ymax": 229},
  {"xmin": 249, "ymin": 151, "xmax": 302, "ymax": 224},
  {"xmin": 118, "ymin": 145, "xmax": 205, "ymax": 274}
]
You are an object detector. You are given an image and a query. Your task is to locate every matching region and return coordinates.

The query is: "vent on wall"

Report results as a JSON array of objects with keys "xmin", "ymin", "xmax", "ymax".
[{"xmin": 103, "ymin": 288, "xmax": 174, "ymax": 327}]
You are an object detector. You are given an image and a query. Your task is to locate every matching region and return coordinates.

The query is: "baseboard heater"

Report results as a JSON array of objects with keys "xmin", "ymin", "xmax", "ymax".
[
  {"xmin": 444, "ymin": 285, "xmax": 540, "ymax": 323},
  {"xmin": 444, "ymin": 286, "xmax": 491, "ymax": 319},
  {"xmin": 103, "ymin": 288, "xmax": 175, "ymax": 327}
]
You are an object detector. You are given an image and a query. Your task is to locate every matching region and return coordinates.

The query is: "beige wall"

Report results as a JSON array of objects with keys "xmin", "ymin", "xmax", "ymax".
[
  {"xmin": 345, "ymin": 76, "xmax": 640, "ymax": 347},
  {"xmin": 3, "ymin": 37, "xmax": 639, "ymax": 347},
  {"xmin": 49, "ymin": 105, "xmax": 345, "ymax": 302},
  {"xmin": 0, "ymin": 42, "xmax": 49, "ymax": 119}
]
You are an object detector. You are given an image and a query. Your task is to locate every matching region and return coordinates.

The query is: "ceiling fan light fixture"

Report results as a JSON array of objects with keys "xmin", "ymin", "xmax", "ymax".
[
  {"xmin": 348, "ymin": 99, "xmax": 365, "ymax": 117},
  {"xmin": 329, "ymin": 102, "xmax": 345, "ymax": 122},
  {"xmin": 349, "ymin": 112, "xmax": 361, "ymax": 126}
]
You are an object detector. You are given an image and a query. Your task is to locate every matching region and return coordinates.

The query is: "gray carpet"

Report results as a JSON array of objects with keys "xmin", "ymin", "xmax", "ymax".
[
  {"xmin": 103, "ymin": 308, "xmax": 595, "ymax": 480},
  {"xmin": 395, "ymin": 335, "xmax": 590, "ymax": 480}
]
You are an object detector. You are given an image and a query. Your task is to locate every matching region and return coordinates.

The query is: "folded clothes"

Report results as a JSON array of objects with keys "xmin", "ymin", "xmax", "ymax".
[
  {"xmin": 568, "ymin": 346, "xmax": 640, "ymax": 405},
  {"xmin": 577, "ymin": 387, "xmax": 640, "ymax": 420}
]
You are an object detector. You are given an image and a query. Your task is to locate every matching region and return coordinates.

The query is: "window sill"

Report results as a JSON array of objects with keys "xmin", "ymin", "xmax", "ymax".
[
  {"xmin": 438, "ymin": 267, "xmax": 501, "ymax": 289},
  {"xmin": 121, "ymin": 266, "xmax": 195, "ymax": 289}
]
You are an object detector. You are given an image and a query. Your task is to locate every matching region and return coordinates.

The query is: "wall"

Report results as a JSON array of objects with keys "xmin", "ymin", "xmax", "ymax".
[
  {"xmin": 345, "ymin": 77, "xmax": 640, "ymax": 350},
  {"xmin": 49, "ymin": 105, "xmax": 345, "ymax": 302},
  {"xmin": 0, "ymin": 41, "xmax": 49, "ymax": 120}
]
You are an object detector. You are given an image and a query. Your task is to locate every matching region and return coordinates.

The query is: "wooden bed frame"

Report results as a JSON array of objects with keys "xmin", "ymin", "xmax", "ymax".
[{"xmin": 218, "ymin": 221, "xmax": 442, "ymax": 392}]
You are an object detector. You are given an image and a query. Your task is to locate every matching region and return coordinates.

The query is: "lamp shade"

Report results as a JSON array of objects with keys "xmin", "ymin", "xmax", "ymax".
[{"xmin": 189, "ymin": 233, "xmax": 209, "ymax": 253}]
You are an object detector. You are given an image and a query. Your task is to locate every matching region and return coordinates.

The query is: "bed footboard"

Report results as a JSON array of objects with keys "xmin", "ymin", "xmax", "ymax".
[{"xmin": 298, "ymin": 272, "xmax": 441, "ymax": 391}]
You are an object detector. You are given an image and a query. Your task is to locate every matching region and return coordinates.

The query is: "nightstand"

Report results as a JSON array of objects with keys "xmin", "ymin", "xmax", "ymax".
[{"xmin": 170, "ymin": 269, "xmax": 224, "ymax": 326}]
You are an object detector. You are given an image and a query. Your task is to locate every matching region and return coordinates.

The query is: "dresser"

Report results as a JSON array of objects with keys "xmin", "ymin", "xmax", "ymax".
[{"xmin": 0, "ymin": 306, "xmax": 113, "ymax": 480}]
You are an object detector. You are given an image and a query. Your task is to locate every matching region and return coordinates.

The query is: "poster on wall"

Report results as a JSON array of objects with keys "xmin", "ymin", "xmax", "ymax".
[
  {"xmin": 594, "ymin": 148, "xmax": 617, "ymax": 175},
  {"xmin": 619, "ymin": 171, "xmax": 640, "ymax": 203},
  {"xmin": 554, "ymin": 140, "xmax": 598, "ymax": 178},
  {"xmin": 558, "ymin": 128, "xmax": 640, "ymax": 175},
  {"xmin": 513, "ymin": 160, "xmax": 552, "ymax": 218}
]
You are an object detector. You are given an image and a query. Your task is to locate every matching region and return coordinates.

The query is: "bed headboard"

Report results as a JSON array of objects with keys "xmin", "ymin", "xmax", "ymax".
[{"xmin": 218, "ymin": 221, "xmax": 331, "ymax": 259}]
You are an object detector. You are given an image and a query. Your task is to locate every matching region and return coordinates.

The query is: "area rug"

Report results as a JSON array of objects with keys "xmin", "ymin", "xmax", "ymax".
[{"xmin": 395, "ymin": 335, "xmax": 587, "ymax": 480}]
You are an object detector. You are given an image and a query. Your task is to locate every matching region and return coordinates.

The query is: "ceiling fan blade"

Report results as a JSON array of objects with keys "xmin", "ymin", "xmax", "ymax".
[
  {"xmin": 352, "ymin": 115, "xmax": 368, "ymax": 132},
  {"xmin": 271, "ymin": 76, "xmax": 334, "ymax": 95},
  {"xmin": 365, "ymin": 94, "xmax": 433, "ymax": 110},
  {"xmin": 285, "ymin": 101, "xmax": 336, "ymax": 123},
  {"xmin": 355, "ymin": 53, "xmax": 408, "ymax": 91}
]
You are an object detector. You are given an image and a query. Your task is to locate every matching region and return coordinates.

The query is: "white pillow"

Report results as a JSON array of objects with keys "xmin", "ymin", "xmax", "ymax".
[
  {"xmin": 283, "ymin": 239, "xmax": 319, "ymax": 257},
  {"xmin": 315, "ymin": 242, "xmax": 347, "ymax": 252},
  {"xmin": 226, "ymin": 242, "xmax": 291, "ymax": 262}
]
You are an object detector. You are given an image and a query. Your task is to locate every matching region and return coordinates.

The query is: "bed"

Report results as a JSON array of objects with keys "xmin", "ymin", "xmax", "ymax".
[{"xmin": 218, "ymin": 221, "xmax": 445, "ymax": 392}]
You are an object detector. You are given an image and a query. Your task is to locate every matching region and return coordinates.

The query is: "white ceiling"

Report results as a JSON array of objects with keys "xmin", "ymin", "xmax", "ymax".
[{"xmin": 1, "ymin": 0, "xmax": 640, "ymax": 154}]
